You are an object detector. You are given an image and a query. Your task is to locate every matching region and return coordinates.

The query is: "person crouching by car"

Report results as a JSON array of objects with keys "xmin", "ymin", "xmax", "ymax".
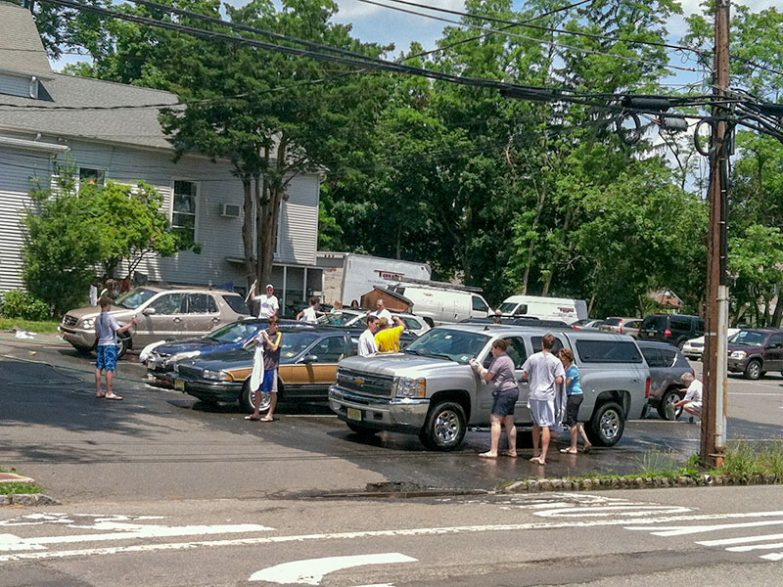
[
  {"xmin": 470, "ymin": 339, "xmax": 519, "ymax": 459},
  {"xmin": 245, "ymin": 317, "xmax": 282, "ymax": 422}
]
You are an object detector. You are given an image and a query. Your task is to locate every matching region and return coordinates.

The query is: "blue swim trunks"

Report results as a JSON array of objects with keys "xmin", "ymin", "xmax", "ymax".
[
  {"xmin": 260, "ymin": 370, "xmax": 277, "ymax": 393},
  {"xmin": 96, "ymin": 344, "xmax": 118, "ymax": 371}
]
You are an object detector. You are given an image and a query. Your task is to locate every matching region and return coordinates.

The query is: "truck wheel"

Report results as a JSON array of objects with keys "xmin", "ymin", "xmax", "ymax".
[
  {"xmin": 346, "ymin": 422, "xmax": 378, "ymax": 438},
  {"xmin": 586, "ymin": 401, "xmax": 625, "ymax": 447},
  {"xmin": 657, "ymin": 388, "xmax": 682, "ymax": 420},
  {"xmin": 744, "ymin": 359, "xmax": 762, "ymax": 380},
  {"xmin": 239, "ymin": 381, "xmax": 271, "ymax": 414},
  {"xmin": 419, "ymin": 401, "xmax": 466, "ymax": 451}
]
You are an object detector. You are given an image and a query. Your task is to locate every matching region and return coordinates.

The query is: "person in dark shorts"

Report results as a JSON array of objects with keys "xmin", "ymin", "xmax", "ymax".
[
  {"xmin": 558, "ymin": 348, "xmax": 592, "ymax": 454},
  {"xmin": 470, "ymin": 339, "xmax": 519, "ymax": 459}
]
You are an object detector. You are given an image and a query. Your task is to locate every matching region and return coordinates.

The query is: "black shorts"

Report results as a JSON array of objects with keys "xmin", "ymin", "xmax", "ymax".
[
  {"xmin": 491, "ymin": 390, "xmax": 519, "ymax": 417},
  {"xmin": 565, "ymin": 394, "xmax": 584, "ymax": 426}
]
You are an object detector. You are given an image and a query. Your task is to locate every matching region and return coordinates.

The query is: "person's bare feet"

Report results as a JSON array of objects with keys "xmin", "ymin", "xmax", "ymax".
[
  {"xmin": 260, "ymin": 416, "xmax": 274, "ymax": 422},
  {"xmin": 529, "ymin": 456, "xmax": 546, "ymax": 465},
  {"xmin": 104, "ymin": 393, "xmax": 123, "ymax": 400},
  {"xmin": 479, "ymin": 451, "xmax": 498, "ymax": 459},
  {"xmin": 501, "ymin": 450, "xmax": 518, "ymax": 458}
]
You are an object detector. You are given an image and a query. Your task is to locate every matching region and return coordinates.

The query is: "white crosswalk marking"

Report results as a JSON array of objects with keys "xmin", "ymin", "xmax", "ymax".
[
  {"xmin": 698, "ymin": 532, "xmax": 783, "ymax": 546},
  {"xmin": 627, "ymin": 518, "xmax": 783, "ymax": 537}
]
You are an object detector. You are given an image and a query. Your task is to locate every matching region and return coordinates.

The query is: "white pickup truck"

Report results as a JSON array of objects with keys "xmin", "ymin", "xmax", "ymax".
[{"xmin": 329, "ymin": 324, "xmax": 650, "ymax": 450}]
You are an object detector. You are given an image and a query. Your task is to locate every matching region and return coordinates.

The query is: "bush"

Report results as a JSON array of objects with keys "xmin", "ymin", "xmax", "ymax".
[{"xmin": 0, "ymin": 290, "xmax": 52, "ymax": 321}]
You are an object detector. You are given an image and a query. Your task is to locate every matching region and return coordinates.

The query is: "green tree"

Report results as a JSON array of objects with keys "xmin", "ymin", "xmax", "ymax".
[{"xmin": 24, "ymin": 173, "xmax": 188, "ymax": 314}]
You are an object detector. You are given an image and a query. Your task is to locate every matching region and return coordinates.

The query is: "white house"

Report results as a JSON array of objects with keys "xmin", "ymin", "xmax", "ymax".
[{"xmin": 0, "ymin": 2, "xmax": 322, "ymax": 313}]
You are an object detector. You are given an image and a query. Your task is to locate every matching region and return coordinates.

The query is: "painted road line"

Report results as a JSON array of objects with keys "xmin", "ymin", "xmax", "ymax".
[
  {"xmin": 760, "ymin": 553, "xmax": 783, "ymax": 561},
  {"xmin": 534, "ymin": 505, "xmax": 692, "ymax": 518},
  {"xmin": 627, "ymin": 519, "xmax": 783, "ymax": 537},
  {"xmin": 4, "ymin": 511, "xmax": 783, "ymax": 563},
  {"xmin": 0, "ymin": 523, "xmax": 273, "ymax": 552},
  {"xmin": 725, "ymin": 541, "xmax": 783, "ymax": 552},
  {"xmin": 248, "ymin": 553, "xmax": 416, "ymax": 585},
  {"xmin": 698, "ymin": 532, "xmax": 783, "ymax": 547}
]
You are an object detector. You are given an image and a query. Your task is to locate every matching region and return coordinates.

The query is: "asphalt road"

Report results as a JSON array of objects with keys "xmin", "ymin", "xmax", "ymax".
[{"xmin": 2, "ymin": 332, "xmax": 783, "ymax": 585}]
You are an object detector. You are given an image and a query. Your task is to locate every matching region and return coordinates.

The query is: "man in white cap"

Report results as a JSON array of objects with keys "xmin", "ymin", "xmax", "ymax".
[{"xmin": 248, "ymin": 282, "xmax": 279, "ymax": 319}]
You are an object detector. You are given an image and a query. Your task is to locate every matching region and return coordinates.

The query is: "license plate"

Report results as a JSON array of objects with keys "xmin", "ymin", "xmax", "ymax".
[
  {"xmin": 346, "ymin": 407, "xmax": 362, "ymax": 421},
  {"xmin": 174, "ymin": 379, "xmax": 185, "ymax": 391}
]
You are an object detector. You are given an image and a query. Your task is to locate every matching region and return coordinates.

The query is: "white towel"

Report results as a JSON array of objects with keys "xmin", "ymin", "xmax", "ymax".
[{"xmin": 250, "ymin": 345, "xmax": 264, "ymax": 391}]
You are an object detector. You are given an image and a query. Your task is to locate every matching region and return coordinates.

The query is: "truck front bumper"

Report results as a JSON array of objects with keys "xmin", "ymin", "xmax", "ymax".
[{"xmin": 328, "ymin": 385, "xmax": 430, "ymax": 432}]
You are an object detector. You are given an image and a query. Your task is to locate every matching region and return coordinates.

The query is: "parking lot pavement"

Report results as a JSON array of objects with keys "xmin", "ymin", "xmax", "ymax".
[{"xmin": 1, "ymin": 336, "xmax": 782, "ymax": 503}]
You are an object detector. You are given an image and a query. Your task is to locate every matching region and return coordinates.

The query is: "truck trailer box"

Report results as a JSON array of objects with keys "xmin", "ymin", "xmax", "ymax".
[{"xmin": 317, "ymin": 252, "xmax": 431, "ymax": 306}]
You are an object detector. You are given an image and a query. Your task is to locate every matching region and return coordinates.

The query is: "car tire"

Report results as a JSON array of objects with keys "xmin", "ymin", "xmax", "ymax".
[
  {"xmin": 744, "ymin": 359, "xmax": 762, "ymax": 380},
  {"xmin": 586, "ymin": 401, "xmax": 625, "ymax": 447},
  {"xmin": 419, "ymin": 400, "xmax": 466, "ymax": 451},
  {"xmin": 116, "ymin": 335, "xmax": 130, "ymax": 359},
  {"xmin": 239, "ymin": 380, "xmax": 272, "ymax": 414},
  {"xmin": 657, "ymin": 388, "xmax": 683, "ymax": 420},
  {"xmin": 346, "ymin": 422, "xmax": 378, "ymax": 438}
]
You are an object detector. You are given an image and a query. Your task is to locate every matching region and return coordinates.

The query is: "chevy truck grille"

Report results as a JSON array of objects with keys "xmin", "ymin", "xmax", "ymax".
[
  {"xmin": 337, "ymin": 368, "xmax": 393, "ymax": 397},
  {"xmin": 63, "ymin": 315, "xmax": 78, "ymax": 327}
]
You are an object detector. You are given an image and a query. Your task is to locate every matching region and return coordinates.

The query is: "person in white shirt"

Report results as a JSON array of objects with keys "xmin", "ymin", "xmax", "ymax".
[
  {"xmin": 370, "ymin": 299, "xmax": 393, "ymax": 325},
  {"xmin": 296, "ymin": 296, "xmax": 321, "ymax": 324},
  {"xmin": 249, "ymin": 282, "xmax": 279, "ymax": 319},
  {"xmin": 675, "ymin": 372, "xmax": 703, "ymax": 419},
  {"xmin": 520, "ymin": 334, "xmax": 565, "ymax": 466},
  {"xmin": 358, "ymin": 316, "xmax": 380, "ymax": 357}
]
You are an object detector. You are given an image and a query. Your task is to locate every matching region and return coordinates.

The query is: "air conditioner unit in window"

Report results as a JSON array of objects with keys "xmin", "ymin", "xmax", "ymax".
[{"xmin": 220, "ymin": 203, "xmax": 241, "ymax": 218}]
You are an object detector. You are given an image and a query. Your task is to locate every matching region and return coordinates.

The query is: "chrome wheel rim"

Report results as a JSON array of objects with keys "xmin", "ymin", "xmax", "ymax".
[
  {"xmin": 433, "ymin": 410, "xmax": 461, "ymax": 445},
  {"xmin": 250, "ymin": 388, "xmax": 272, "ymax": 412},
  {"xmin": 600, "ymin": 409, "xmax": 620, "ymax": 440}
]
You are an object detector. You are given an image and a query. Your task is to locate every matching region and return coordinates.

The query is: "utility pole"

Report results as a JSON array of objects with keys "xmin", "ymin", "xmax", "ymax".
[{"xmin": 701, "ymin": 0, "xmax": 731, "ymax": 468}]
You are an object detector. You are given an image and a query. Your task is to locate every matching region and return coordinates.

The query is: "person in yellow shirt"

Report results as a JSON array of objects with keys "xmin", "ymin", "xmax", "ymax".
[{"xmin": 375, "ymin": 316, "xmax": 406, "ymax": 352}]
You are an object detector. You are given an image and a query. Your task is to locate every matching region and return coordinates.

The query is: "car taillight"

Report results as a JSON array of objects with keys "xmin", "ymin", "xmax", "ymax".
[
  {"xmin": 645, "ymin": 376, "xmax": 651, "ymax": 399},
  {"xmin": 664, "ymin": 328, "xmax": 673, "ymax": 337}
]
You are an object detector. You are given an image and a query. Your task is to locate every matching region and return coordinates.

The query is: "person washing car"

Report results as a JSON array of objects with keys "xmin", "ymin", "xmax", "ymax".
[{"xmin": 674, "ymin": 372, "xmax": 702, "ymax": 422}]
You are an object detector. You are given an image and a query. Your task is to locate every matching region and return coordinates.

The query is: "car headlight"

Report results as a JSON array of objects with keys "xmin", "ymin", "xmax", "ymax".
[
  {"xmin": 392, "ymin": 376, "xmax": 426, "ymax": 398},
  {"xmin": 202, "ymin": 369, "xmax": 231, "ymax": 381},
  {"xmin": 730, "ymin": 350, "xmax": 747, "ymax": 360},
  {"xmin": 81, "ymin": 318, "xmax": 95, "ymax": 329}
]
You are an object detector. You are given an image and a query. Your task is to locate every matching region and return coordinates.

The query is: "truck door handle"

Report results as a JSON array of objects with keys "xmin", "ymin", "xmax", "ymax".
[{"xmin": 173, "ymin": 317, "xmax": 182, "ymax": 323}]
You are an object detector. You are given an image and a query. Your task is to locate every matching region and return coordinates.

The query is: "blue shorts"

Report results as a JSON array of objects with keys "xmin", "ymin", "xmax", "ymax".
[
  {"xmin": 96, "ymin": 345, "xmax": 118, "ymax": 371},
  {"xmin": 260, "ymin": 370, "xmax": 277, "ymax": 393}
]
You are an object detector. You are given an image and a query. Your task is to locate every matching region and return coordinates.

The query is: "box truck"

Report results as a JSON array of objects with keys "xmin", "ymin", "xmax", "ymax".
[{"xmin": 317, "ymin": 252, "xmax": 431, "ymax": 306}]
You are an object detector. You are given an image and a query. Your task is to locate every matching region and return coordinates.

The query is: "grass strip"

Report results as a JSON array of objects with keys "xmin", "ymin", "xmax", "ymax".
[{"xmin": 0, "ymin": 318, "xmax": 61, "ymax": 334}]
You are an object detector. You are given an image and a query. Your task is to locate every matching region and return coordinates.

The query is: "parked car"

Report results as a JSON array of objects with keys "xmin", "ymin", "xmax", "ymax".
[
  {"xmin": 322, "ymin": 310, "xmax": 431, "ymax": 337},
  {"xmin": 59, "ymin": 286, "xmax": 250, "ymax": 357},
  {"xmin": 638, "ymin": 314, "xmax": 704, "ymax": 348},
  {"xmin": 682, "ymin": 328, "xmax": 740, "ymax": 360},
  {"xmin": 572, "ymin": 318, "xmax": 605, "ymax": 331},
  {"xmin": 636, "ymin": 341, "xmax": 693, "ymax": 420},
  {"xmin": 173, "ymin": 327, "xmax": 355, "ymax": 412},
  {"xmin": 727, "ymin": 328, "xmax": 783, "ymax": 380},
  {"xmin": 143, "ymin": 318, "xmax": 311, "ymax": 385},
  {"xmin": 600, "ymin": 317, "xmax": 643, "ymax": 338},
  {"xmin": 329, "ymin": 324, "xmax": 650, "ymax": 450},
  {"xmin": 388, "ymin": 283, "xmax": 491, "ymax": 325}
]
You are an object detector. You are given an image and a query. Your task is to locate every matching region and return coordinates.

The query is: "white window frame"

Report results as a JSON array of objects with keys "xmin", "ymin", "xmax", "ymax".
[{"xmin": 170, "ymin": 179, "xmax": 199, "ymax": 243}]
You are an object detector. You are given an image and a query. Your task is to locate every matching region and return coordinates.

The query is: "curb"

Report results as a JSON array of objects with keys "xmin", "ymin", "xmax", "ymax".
[
  {"xmin": 0, "ymin": 494, "xmax": 61, "ymax": 506},
  {"xmin": 502, "ymin": 473, "xmax": 782, "ymax": 493}
]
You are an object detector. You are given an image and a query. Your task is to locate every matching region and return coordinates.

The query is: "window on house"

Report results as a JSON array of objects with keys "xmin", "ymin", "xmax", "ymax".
[
  {"xmin": 79, "ymin": 167, "xmax": 106, "ymax": 187},
  {"xmin": 173, "ymin": 180, "xmax": 198, "ymax": 243}
]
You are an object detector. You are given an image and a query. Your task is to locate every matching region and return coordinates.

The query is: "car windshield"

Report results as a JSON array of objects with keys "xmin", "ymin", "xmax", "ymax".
[
  {"xmin": 280, "ymin": 331, "xmax": 321, "ymax": 359},
  {"xmin": 206, "ymin": 321, "xmax": 263, "ymax": 343},
  {"xmin": 404, "ymin": 328, "xmax": 490, "ymax": 364},
  {"xmin": 497, "ymin": 302, "xmax": 517, "ymax": 314},
  {"xmin": 732, "ymin": 330, "xmax": 767, "ymax": 347},
  {"xmin": 115, "ymin": 288, "xmax": 157, "ymax": 310},
  {"xmin": 320, "ymin": 312, "xmax": 362, "ymax": 326}
]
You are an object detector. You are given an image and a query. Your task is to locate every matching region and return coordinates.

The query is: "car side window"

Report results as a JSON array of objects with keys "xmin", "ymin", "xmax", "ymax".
[
  {"xmin": 148, "ymin": 293, "xmax": 185, "ymax": 315},
  {"xmin": 472, "ymin": 296, "xmax": 488, "ymax": 312},
  {"xmin": 640, "ymin": 347, "xmax": 663, "ymax": 367},
  {"xmin": 670, "ymin": 318, "xmax": 688, "ymax": 331},
  {"xmin": 768, "ymin": 334, "xmax": 783, "ymax": 348},
  {"xmin": 311, "ymin": 335, "xmax": 347, "ymax": 362},
  {"xmin": 187, "ymin": 293, "xmax": 217, "ymax": 314},
  {"xmin": 504, "ymin": 337, "xmax": 528, "ymax": 369},
  {"xmin": 402, "ymin": 317, "xmax": 422, "ymax": 331},
  {"xmin": 659, "ymin": 349, "xmax": 677, "ymax": 367},
  {"xmin": 576, "ymin": 340, "xmax": 643, "ymax": 363},
  {"xmin": 531, "ymin": 336, "xmax": 564, "ymax": 354}
]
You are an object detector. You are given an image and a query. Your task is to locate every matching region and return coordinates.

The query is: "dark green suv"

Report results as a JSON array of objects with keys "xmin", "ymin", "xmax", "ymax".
[{"xmin": 638, "ymin": 314, "xmax": 704, "ymax": 348}]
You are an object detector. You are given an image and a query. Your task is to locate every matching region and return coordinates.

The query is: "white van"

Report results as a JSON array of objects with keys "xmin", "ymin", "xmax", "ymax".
[
  {"xmin": 390, "ymin": 283, "xmax": 491, "ymax": 326},
  {"xmin": 498, "ymin": 295, "xmax": 587, "ymax": 324}
]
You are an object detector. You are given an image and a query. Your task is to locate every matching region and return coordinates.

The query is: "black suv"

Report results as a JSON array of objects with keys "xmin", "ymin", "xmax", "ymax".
[{"xmin": 638, "ymin": 314, "xmax": 704, "ymax": 348}]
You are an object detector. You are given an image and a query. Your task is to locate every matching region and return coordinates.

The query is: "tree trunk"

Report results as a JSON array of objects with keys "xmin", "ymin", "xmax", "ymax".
[
  {"xmin": 771, "ymin": 287, "xmax": 783, "ymax": 327},
  {"xmin": 240, "ymin": 174, "xmax": 255, "ymax": 291},
  {"xmin": 521, "ymin": 182, "xmax": 548, "ymax": 295}
]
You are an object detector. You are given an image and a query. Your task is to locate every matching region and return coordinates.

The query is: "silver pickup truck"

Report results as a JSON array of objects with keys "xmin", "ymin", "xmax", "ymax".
[{"xmin": 329, "ymin": 324, "xmax": 650, "ymax": 450}]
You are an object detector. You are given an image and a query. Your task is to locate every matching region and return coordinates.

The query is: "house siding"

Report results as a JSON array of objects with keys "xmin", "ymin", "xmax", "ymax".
[
  {"xmin": 0, "ymin": 147, "xmax": 51, "ymax": 291},
  {"xmin": 0, "ymin": 138, "xmax": 321, "ymax": 292}
]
